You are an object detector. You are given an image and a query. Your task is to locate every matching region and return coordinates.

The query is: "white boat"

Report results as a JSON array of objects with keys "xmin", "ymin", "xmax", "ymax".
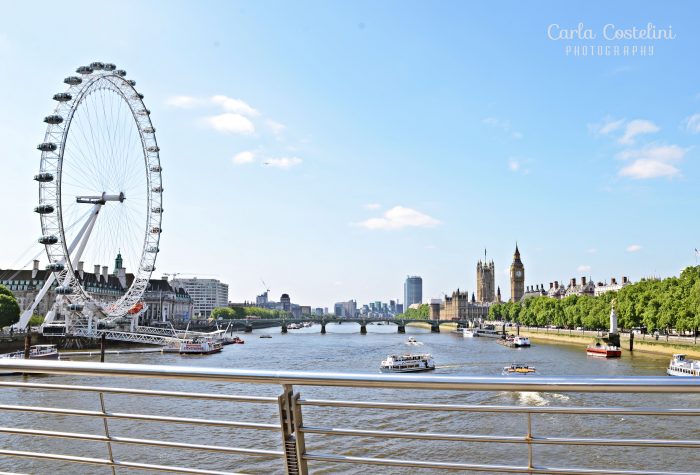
[
  {"xmin": 406, "ymin": 336, "xmax": 423, "ymax": 345},
  {"xmin": 0, "ymin": 344, "xmax": 59, "ymax": 360},
  {"xmin": 474, "ymin": 328, "xmax": 502, "ymax": 338},
  {"xmin": 380, "ymin": 353, "xmax": 435, "ymax": 373},
  {"xmin": 461, "ymin": 328, "xmax": 476, "ymax": 338},
  {"xmin": 179, "ymin": 337, "xmax": 223, "ymax": 355},
  {"xmin": 667, "ymin": 354, "xmax": 700, "ymax": 377},
  {"xmin": 498, "ymin": 335, "xmax": 531, "ymax": 348},
  {"xmin": 0, "ymin": 345, "xmax": 59, "ymax": 376}
]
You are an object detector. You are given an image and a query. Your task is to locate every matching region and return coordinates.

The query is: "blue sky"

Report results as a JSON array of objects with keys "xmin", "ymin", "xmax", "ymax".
[{"xmin": 1, "ymin": 1, "xmax": 699, "ymax": 309}]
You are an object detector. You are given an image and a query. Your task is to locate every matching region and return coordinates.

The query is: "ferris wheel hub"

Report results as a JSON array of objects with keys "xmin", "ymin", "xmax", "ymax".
[{"xmin": 76, "ymin": 192, "xmax": 126, "ymax": 204}]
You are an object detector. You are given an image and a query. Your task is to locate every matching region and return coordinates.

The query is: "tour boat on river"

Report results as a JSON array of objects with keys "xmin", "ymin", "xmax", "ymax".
[
  {"xmin": 0, "ymin": 344, "xmax": 59, "ymax": 360},
  {"xmin": 0, "ymin": 345, "xmax": 59, "ymax": 375},
  {"xmin": 667, "ymin": 354, "xmax": 700, "ymax": 377},
  {"xmin": 179, "ymin": 338, "xmax": 223, "ymax": 355},
  {"xmin": 474, "ymin": 327, "xmax": 502, "ymax": 338},
  {"xmin": 380, "ymin": 353, "xmax": 435, "ymax": 373},
  {"xmin": 586, "ymin": 343, "xmax": 621, "ymax": 358},
  {"xmin": 498, "ymin": 335, "xmax": 531, "ymax": 348},
  {"xmin": 502, "ymin": 364, "xmax": 537, "ymax": 375}
]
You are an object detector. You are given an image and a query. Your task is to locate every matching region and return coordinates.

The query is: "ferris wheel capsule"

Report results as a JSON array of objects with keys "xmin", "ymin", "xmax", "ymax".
[
  {"xmin": 90, "ymin": 62, "xmax": 105, "ymax": 70},
  {"xmin": 44, "ymin": 115, "xmax": 64, "ymax": 125},
  {"xmin": 115, "ymin": 69, "xmax": 127, "ymax": 77},
  {"xmin": 37, "ymin": 142, "xmax": 57, "ymax": 152},
  {"xmin": 34, "ymin": 172, "xmax": 54, "ymax": 182},
  {"xmin": 34, "ymin": 204, "xmax": 55, "ymax": 214},
  {"xmin": 64, "ymin": 76, "xmax": 82, "ymax": 86},
  {"xmin": 45, "ymin": 263, "xmax": 65, "ymax": 272},
  {"xmin": 76, "ymin": 66, "xmax": 94, "ymax": 75},
  {"xmin": 53, "ymin": 93, "xmax": 72, "ymax": 102},
  {"xmin": 103, "ymin": 63, "xmax": 116, "ymax": 71}
]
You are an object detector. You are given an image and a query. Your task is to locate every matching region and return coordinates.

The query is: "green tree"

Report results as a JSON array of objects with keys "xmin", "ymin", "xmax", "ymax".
[
  {"xmin": 399, "ymin": 304, "xmax": 430, "ymax": 320},
  {"xmin": 211, "ymin": 307, "xmax": 235, "ymax": 320},
  {"xmin": 29, "ymin": 314, "xmax": 45, "ymax": 326},
  {"xmin": 0, "ymin": 294, "xmax": 20, "ymax": 328},
  {"xmin": 0, "ymin": 285, "xmax": 13, "ymax": 298}
]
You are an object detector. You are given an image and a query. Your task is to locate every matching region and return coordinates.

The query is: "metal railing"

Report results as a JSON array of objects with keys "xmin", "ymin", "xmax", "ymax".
[{"xmin": 0, "ymin": 359, "xmax": 699, "ymax": 474}]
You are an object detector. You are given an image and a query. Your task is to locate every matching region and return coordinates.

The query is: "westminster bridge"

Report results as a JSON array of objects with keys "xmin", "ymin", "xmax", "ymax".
[{"xmin": 206, "ymin": 317, "xmax": 482, "ymax": 334}]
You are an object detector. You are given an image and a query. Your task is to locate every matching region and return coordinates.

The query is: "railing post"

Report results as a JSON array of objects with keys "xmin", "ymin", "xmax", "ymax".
[
  {"xmin": 98, "ymin": 392, "xmax": 116, "ymax": 475},
  {"xmin": 278, "ymin": 384, "xmax": 308, "ymax": 475},
  {"xmin": 526, "ymin": 412, "xmax": 533, "ymax": 470}
]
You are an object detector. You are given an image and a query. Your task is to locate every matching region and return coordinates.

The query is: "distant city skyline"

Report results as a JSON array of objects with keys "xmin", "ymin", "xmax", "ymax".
[{"xmin": 1, "ymin": 2, "xmax": 699, "ymax": 310}]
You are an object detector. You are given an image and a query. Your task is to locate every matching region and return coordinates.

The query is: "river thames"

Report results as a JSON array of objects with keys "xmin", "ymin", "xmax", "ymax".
[{"xmin": 0, "ymin": 324, "xmax": 697, "ymax": 474}]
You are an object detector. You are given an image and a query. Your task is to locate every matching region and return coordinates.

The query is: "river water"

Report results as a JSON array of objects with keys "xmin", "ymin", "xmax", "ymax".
[{"xmin": 0, "ymin": 323, "xmax": 697, "ymax": 474}]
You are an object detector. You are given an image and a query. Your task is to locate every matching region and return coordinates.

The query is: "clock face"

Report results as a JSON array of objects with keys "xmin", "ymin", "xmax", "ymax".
[{"xmin": 515, "ymin": 270, "xmax": 523, "ymax": 278}]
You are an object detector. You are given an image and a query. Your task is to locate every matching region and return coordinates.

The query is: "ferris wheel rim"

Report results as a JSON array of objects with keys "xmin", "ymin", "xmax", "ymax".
[{"xmin": 36, "ymin": 63, "xmax": 163, "ymax": 318}]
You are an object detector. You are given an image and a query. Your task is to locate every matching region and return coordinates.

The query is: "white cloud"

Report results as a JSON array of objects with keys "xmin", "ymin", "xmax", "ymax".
[
  {"xmin": 210, "ymin": 95, "xmax": 260, "ymax": 117},
  {"xmin": 165, "ymin": 96, "xmax": 201, "ymax": 108},
  {"xmin": 364, "ymin": 203, "xmax": 381, "ymax": 210},
  {"xmin": 232, "ymin": 151, "xmax": 256, "ymax": 165},
  {"xmin": 267, "ymin": 119, "xmax": 286, "ymax": 136},
  {"xmin": 577, "ymin": 265, "xmax": 591, "ymax": 273},
  {"xmin": 204, "ymin": 113, "xmax": 255, "ymax": 135},
  {"xmin": 358, "ymin": 206, "xmax": 441, "ymax": 230},
  {"xmin": 627, "ymin": 244, "xmax": 642, "ymax": 252},
  {"xmin": 618, "ymin": 119, "xmax": 659, "ymax": 145},
  {"xmin": 508, "ymin": 158, "xmax": 520, "ymax": 172},
  {"xmin": 587, "ymin": 248, "xmax": 597, "ymax": 254},
  {"xmin": 588, "ymin": 117, "xmax": 625, "ymax": 136},
  {"xmin": 264, "ymin": 157, "xmax": 302, "ymax": 169},
  {"xmin": 511, "ymin": 131, "xmax": 524, "ymax": 140},
  {"xmin": 617, "ymin": 144, "xmax": 686, "ymax": 179},
  {"xmin": 683, "ymin": 114, "xmax": 700, "ymax": 134}
]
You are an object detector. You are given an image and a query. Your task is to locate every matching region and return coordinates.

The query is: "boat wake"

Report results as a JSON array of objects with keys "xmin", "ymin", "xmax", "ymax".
[{"xmin": 496, "ymin": 391, "xmax": 571, "ymax": 406}]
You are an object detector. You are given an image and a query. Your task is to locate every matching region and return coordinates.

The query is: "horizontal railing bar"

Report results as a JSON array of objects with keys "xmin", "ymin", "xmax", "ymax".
[
  {"xmin": 0, "ymin": 449, "xmax": 242, "ymax": 474},
  {"xmin": 299, "ymin": 398, "xmax": 700, "ymax": 415},
  {"xmin": 303, "ymin": 453, "xmax": 699, "ymax": 474},
  {"xmin": 0, "ymin": 404, "xmax": 279, "ymax": 430},
  {"xmin": 0, "ymin": 381, "xmax": 277, "ymax": 404},
  {"xmin": 3, "ymin": 360, "xmax": 700, "ymax": 393},
  {"xmin": 0, "ymin": 427, "xmax": 284, "ymax": 457},
  {"xmin": 301, "ymin": 425, "xmax": 700, "ymax": 448}
]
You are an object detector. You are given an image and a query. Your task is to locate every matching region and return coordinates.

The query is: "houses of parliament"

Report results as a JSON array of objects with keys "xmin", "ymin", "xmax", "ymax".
[
  {"xmin": 476, "ymin": 245, "xmax": 525, "ymax": 304},
  {"xmin": 432, "ymin": 245, "xmax": 525, "ymax": 321}
]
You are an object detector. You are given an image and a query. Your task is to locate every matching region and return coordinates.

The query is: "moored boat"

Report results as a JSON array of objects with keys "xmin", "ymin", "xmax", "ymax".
[
  {"xmin": 461, "ymin": 328, "xmax": 476, "ymax": 337},
  {"xmin": 667, "ymin": 354, "xmax": 700, "ymax": 377},
  {"xmin": 380, "ymin": 353, "xmax": 435, "ymax": 373},
  {"xmin": 498, "ymin": 335, "xmax": 530, "ymax": 348},
  {"xmin": 0, "ymin": 345, "xmax": 59, "ymax": 375},
  {"xmin": 586, "ymin": 343, "xmax": 621, "ymax": 358},
  {"xmin": 179, "ymin": 338, "xmax": 223, "ymax": 355},
  {"xmin": 502, "ymin": 364, "xmax": 537, "ymax": 375}
]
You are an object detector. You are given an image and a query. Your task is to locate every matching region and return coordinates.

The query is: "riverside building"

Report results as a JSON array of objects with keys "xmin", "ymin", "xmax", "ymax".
[{"xmin": 171, "ymin": 277, "xmax": 228, "ymax": 319}]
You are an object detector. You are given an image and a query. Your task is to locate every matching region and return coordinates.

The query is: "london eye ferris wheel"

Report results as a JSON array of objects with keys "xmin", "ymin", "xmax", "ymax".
[{"xmin": 35, "ymin": 62, "xmax": 162, "ymax": 322}]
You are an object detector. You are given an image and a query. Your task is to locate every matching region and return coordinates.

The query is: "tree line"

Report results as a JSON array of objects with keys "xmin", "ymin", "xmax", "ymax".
[
  {"xmin": 488, "ymin": 266, "xmax": 700, "ymax": 333},
  {"xmin": 211, "ymin": 306, "xmax": 291, "ymax": 320}
]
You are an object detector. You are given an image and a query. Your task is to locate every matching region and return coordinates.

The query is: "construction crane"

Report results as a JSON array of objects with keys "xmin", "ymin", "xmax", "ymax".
[{"xmin": 261, "ymin": 278, "xmax": 270, "ymax": 293}]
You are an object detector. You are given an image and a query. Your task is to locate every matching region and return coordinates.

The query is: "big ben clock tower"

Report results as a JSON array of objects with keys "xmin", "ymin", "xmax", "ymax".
[{"xmin": 510, "ymin": 244, "xmax": 525, "ymax": 302}]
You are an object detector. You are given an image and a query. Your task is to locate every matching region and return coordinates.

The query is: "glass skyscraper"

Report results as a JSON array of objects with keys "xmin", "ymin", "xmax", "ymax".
[{"xmin": 403, "ymin": 275, "xmax": 423, "ymax": 309}]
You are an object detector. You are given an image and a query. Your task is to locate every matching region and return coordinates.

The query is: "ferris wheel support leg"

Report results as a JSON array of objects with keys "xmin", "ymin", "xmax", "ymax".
[{"xmin": 16, "ymin": 204, "xmax": 102, "ymax": 330}]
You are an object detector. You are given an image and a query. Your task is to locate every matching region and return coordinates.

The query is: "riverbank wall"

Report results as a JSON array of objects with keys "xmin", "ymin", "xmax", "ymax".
[{"xmin": 516, "ymin": 327, "xmax": 700, "ymax": 359}]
